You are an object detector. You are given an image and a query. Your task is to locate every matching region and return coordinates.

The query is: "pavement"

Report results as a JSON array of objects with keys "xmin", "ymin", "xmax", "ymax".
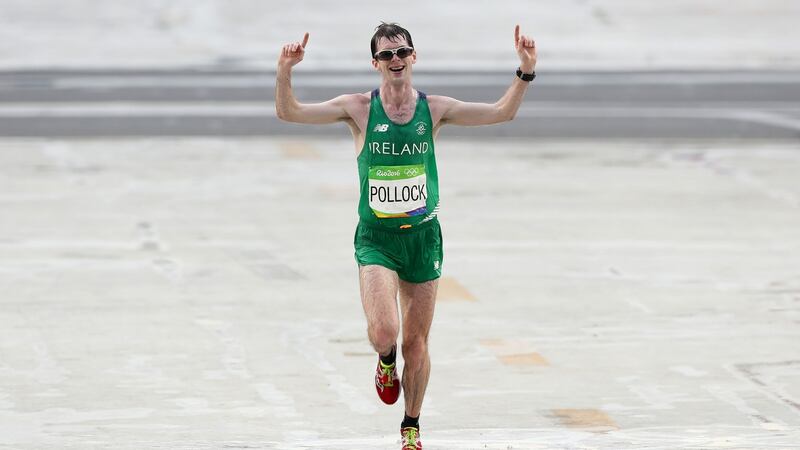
[
  {"xmin": 1, "ymin": 2, "xmax": 800, "ymax": 449},
  {"xmin": 2, "ymin": 137, "xmax": 800, "ymax": 448}
]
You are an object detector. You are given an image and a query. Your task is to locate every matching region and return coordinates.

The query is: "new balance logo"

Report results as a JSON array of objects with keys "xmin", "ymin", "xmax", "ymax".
[{"xmin": 373, "ymin": 124, "xmax": 389, "ymax": 132}]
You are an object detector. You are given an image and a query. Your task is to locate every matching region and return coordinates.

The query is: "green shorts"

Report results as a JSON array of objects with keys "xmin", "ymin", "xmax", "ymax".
[{"xmin": 354, "ymin": 219, "xmax": 443, "ymax": 283}]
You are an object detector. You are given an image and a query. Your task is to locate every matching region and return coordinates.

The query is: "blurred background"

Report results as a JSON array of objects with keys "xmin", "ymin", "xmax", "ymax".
[
  {"xmin": 1, "ymin": 0, "xmax": 799, "ymax": 138},
  {"xmin": 1, "ymin": 1, "xmax": 799, "ymax": 449}
]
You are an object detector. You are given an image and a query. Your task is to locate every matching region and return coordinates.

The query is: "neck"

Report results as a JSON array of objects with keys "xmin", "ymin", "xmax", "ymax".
[{"xmin": 380, "ymin": 81, "xmax": 415, "ymax": 108}]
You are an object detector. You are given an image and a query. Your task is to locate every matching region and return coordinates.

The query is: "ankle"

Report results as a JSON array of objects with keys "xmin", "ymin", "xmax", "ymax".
[
  {"xmin": 379, "ymin": 344, "xmax": 396, "ymax": 365},
  {"xmin": 401, "ymin": 413, "xmax": 419, "ymax": 430}
]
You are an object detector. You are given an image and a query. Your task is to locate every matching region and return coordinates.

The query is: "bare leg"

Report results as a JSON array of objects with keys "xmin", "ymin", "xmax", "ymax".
[
  {"xmin": 359, "ymin": 265, "xmax": 400, "ymax": 356},
  {"xmin": 398, "ymin": 277, "xmax": 438, "ymax": 417}
]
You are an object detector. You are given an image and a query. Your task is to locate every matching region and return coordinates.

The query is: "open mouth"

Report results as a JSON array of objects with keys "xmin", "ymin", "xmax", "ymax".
[{"xmin": 389, "ymin": 66, "xmax": 405, "ymax": 73}]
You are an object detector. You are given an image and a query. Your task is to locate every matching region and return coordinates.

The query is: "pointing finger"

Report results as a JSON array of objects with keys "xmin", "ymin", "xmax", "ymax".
[
  {"xmin": 514, "ymin": 25, "xmax": 520, "ymax": 45},
  {"xmin": 301, "ymin": 32, "xmax": 309, "ymax": 48}
]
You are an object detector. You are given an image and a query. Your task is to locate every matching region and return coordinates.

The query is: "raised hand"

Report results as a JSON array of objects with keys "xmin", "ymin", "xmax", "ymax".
[
  {"xmin": 278, "ymin": 32, "xmax": 310, "ymax": 68},
  {"xmin": 514, "ymin": 25, "xmax": 537, "ymax": 72}
]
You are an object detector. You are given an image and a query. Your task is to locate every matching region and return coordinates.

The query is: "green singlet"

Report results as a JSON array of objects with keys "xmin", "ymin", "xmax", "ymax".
[{"xmin": 353, "ymin": 89, "xmax": 443, "ymax": 283}]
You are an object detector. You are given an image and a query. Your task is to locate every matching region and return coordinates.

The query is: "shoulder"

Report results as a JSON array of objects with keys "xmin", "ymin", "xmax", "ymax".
[
  {"xmin": 426, "ymin": 95, "xmax": 458, "ymax": 113},
  {"xmin": 425, "ymin": 95, "xmax": 456, "ymax": 106},
  {"xmin": 335, "ymin": 93, "xmax": 372, "ymax": 123},
  {"xmin": 335, "ymin": 92, "xmax": 371, "ymax": 107},
  {"xmin": 425, "ymin": 95, "xmax": 458, "ymax": 124},
  {"xmin": 355, "ymin": 92, "xmax": 372, "ymax": 102},
  {"xmin": 336, "ymin": 93, "xmax": 372, "ymax": 127}
]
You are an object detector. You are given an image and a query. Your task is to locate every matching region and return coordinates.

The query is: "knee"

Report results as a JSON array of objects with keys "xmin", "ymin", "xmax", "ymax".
[
  {"xmin": 401, "ymin": 336, "xmax": 429, "ymax": 367},
  {"xmin": 369, "ymin": 322, "xmax": 399, "ymax": 353}
]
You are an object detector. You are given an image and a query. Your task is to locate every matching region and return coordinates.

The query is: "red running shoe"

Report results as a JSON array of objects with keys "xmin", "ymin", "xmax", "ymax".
[
  {"xmin": 375, "ymin": 355, "xmax": 400, "ymax": 405},
  {"xmin": 401, "ymin": 426, "xmax": 422, "ymax": 449}
]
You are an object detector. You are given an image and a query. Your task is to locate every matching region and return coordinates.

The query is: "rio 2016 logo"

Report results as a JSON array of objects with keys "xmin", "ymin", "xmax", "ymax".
[{"xmin": 415, "ymin": 121, "xmax": 427, "ymax": 136}]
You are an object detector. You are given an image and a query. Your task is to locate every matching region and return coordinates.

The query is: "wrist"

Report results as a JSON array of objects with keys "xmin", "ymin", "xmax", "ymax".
[
  {"xmin": 277, "ymin": 63, "xmax": 294, "ymax": 74},
  {"xmin": 519, "ymin": 64, "xmax": 535, "ymax": 74},
  {"xmin": 516, "ymin": 67, "xmax": 536, "ymax": 82}
]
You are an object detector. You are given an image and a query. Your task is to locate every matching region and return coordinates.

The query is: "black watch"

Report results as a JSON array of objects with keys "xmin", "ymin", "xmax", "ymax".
[{"xmin": 516, "ymin": 67, "xmax": 536, "ymax": 82}]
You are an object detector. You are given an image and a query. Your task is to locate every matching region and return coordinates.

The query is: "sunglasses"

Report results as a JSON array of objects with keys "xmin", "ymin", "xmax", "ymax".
[{"xmin": 373, "ymin": 46, "xmax": 414, "ymax": 61}]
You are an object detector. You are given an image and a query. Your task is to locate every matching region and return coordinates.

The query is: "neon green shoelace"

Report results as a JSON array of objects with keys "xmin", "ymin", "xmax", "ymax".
[
  {"xmin": 402, "ymin": 428, "xmax": 418, "ymax": 447},
  {"xmin": 380, "ymin": 361, "xmax": 395, "ymax": 385}
]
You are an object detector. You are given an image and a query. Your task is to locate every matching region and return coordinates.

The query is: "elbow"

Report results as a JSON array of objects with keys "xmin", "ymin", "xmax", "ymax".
[
  {"xmin": 275, "ymin": 98, "xmax": 301, "ymax": 122},
  {"xmin": 503, "ymin": 104, "xmax": 519, "ymax": 122},
  {"xmin": 494, "ymin": 103, "xmax": 516, "ymax": 123},
  {"xmin": 499, "ymin": 110, "xmax": 516, "ymax": 123},
  {"xmin": 275, "ymin": 105, "xmax": 288, "ymax": 122},
  {"xmin": 275, "ymin": 106, "xmax": 295, "ymax": 123}
]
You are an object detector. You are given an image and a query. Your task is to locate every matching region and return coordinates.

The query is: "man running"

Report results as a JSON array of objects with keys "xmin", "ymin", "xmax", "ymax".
[{"xmin": 276, "ymin": 22, "xmax": 536, "ymax": 449}]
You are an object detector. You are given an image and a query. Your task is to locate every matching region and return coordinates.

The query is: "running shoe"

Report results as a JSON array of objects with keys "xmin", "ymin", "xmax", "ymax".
[
  {"xmin": 375, "ymin": 355, "xmax": 401, "ymax": 404},
  {"xmin": 401, "ymin": 426, "xmax": 422, "ymax": 449}
]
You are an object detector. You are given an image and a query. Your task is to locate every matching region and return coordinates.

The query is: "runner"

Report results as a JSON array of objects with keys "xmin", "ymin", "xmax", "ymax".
[{"xmin": 275, "ymin": 22, "xmax": 536, "ymax": 449}]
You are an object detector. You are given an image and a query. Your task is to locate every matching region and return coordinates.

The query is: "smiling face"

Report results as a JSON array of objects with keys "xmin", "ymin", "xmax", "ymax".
[{"xmin": 372, "ymin": 36, "xmax": 416, "ymax": 85}]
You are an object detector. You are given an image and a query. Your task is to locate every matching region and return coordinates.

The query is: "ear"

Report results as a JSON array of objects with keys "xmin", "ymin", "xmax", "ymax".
[
  {"xmin": 411, "ymin": 50, "xmax": 417, "ymax": 65},
  {"xmin": 372, "ymin": 58, "xmax": 379, "ymax": 70}
]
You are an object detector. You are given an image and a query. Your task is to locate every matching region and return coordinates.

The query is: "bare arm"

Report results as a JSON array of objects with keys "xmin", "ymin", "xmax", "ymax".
[
  {"xmin": 433, "ymin": 25, "xmax": 537, "ymax": 127},
  {"xmin": 275, "ymin": 33, "xmax": 353, "ymax": 124}
]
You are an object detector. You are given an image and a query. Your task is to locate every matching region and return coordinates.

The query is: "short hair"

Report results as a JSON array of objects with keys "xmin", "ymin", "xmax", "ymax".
[{"xmin": 370, "ymin": 22, "xmax": 414, "ymax": 58}]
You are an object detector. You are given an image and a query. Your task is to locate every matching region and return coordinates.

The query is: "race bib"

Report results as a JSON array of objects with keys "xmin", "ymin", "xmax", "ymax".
[{"xmin": 369, "ymin": 164, "xmax": 428, "ymax": 218}]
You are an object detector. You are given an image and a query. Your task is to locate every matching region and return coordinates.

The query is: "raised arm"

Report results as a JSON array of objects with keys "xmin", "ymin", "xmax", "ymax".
[
  {"xmin": 432, "ymin": 25, "xmax": 537, "ymax": 127},
  {"xmin": 275, "ymin": 32, "xmax": 353, "ymax": 124}
]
